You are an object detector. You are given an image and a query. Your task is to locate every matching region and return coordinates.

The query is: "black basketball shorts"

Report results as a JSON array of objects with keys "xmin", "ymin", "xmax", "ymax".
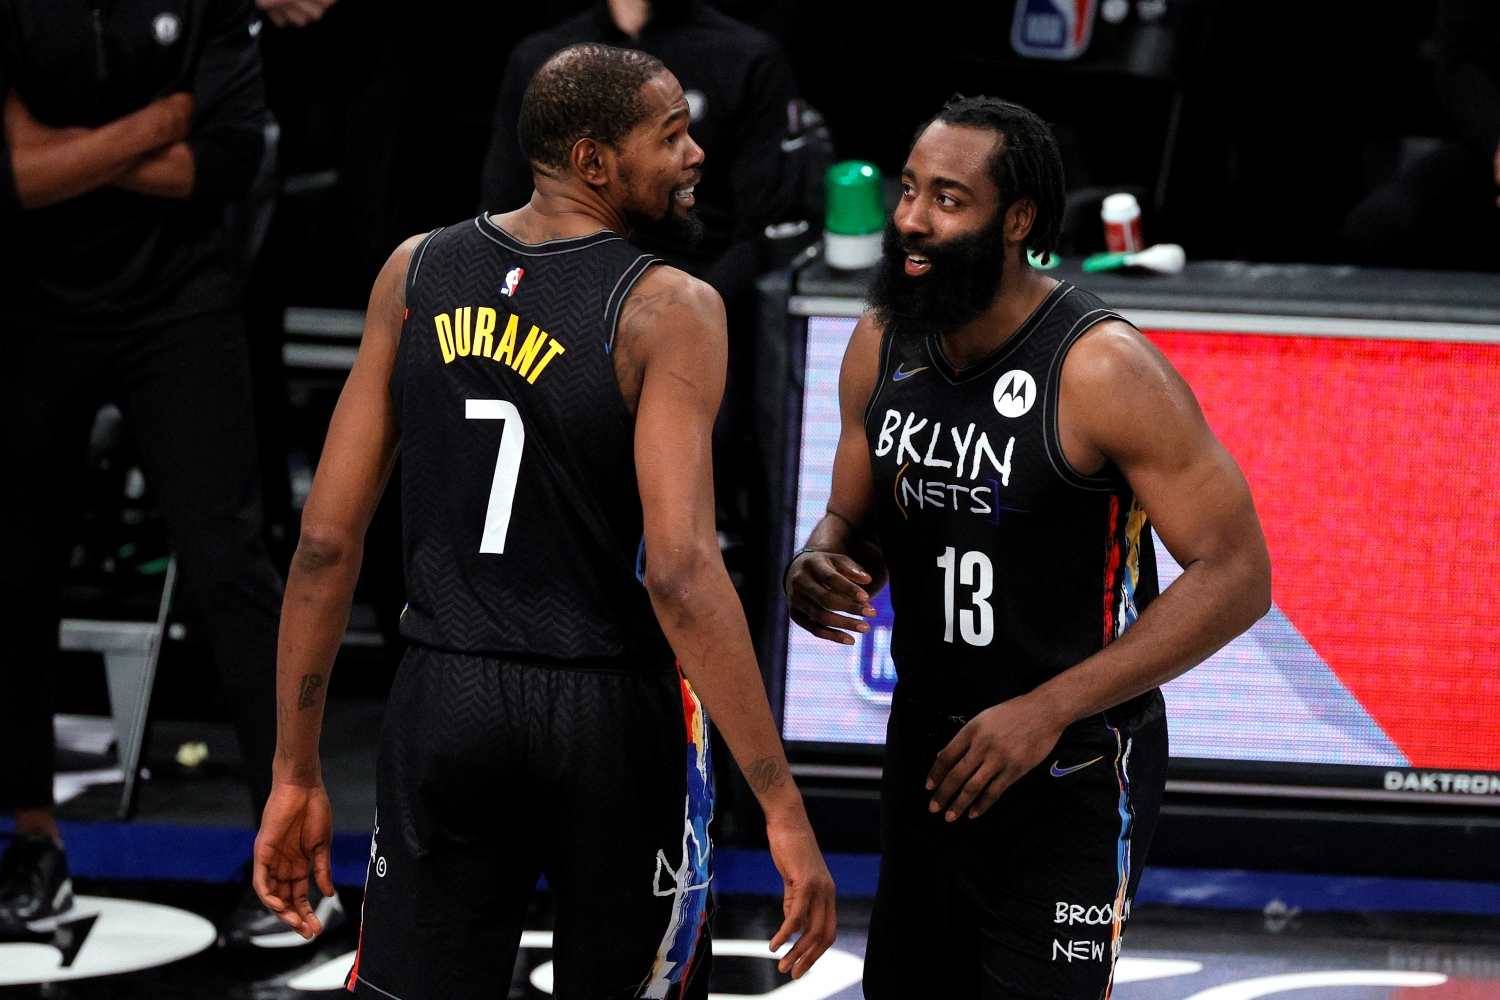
[
  {"xmin": 864, "ymin": 689, "xmax": 1169, "ymax": 1000},
  {"xmin": 347, "ymin": 646, "xmax": 714, "ymax": 1000}
]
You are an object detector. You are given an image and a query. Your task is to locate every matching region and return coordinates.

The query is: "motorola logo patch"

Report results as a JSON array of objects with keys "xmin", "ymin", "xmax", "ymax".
[{"xmin": 993, "ymin": 370, "xmax": 1036, "ymax": 418}]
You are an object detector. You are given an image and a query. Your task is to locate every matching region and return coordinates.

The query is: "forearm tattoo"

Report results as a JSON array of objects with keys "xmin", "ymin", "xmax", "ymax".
[
  {"xmin": 297, "ymin": 673, "xmax": 325, "ymax": 711},
  {"xmin": 745, "ymin": 756, "xmax": 791, "ymax": 795}
]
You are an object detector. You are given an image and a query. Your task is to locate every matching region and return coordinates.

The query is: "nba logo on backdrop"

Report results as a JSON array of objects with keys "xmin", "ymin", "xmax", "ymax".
[
  {"xmin": 854, "ymin": 592, "xmax": 897, "ymax": 704},
  {"xmin": 1011, "ymin": 0, "xmax": 1098, "ymax": 59},
  {"xmin": 500, "ymin": 267, "xmax": 524, "ymax": 297}
]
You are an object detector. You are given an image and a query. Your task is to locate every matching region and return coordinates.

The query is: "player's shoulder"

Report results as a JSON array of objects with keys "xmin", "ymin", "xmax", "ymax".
[
  {"xmin": 837, "ymin": 310, "xmax": 889, "ymax": 411},
  {"xmin": 625, "ymin": 262, "xmax": 724, "ymax": 325},
  {"xmin": 1067, "ymin": 317, "xmax": 1166, "ymax": 386}
]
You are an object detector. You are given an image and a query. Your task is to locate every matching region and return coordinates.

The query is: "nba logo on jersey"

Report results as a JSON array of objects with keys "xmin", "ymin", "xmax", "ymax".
[
  {"xmin": 500, "ymin": 266, "xmax": 524, "ymax": 297},
  {"xmin": 1010, "ymin": 0, "xmax": 1097, "ymax": 59}
]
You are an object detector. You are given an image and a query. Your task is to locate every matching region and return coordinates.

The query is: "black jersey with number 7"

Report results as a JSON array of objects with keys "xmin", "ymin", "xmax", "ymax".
[{"xmin": 391, "ymin": 217, "xmax": 672, "ymax": 666}]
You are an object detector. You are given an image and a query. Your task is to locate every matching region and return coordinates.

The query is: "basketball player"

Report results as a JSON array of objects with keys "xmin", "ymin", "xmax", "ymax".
[
  {"xmin": 251, "ymin": 44, "xmax": 836, "ymax": 1000},
  {"xmin": 786, "ymin": 95, "xmax": 1271, "ymax": 998}
]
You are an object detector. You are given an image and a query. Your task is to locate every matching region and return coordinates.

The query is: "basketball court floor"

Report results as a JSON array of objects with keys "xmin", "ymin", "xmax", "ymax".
[{"xmin": 5, "ymin": 883, "xmax": 1500, "ymax": 1000}]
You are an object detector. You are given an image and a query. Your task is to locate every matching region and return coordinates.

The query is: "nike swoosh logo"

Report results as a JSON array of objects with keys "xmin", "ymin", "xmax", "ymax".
[
  {"xmin": 892, "ymin": 364, "xmax": 929, "ymax": 381},
  {"xmin": 1050, "ymin": 756, "xmax": 1104, "ymax": 777}
]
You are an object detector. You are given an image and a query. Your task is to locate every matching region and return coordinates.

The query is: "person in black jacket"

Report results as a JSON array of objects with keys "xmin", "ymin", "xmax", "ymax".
[
  {"xmin": 0, "ymin": 0, "xmax": 340, "ymax": 946},
  {"xmin": 1337, "ymin": 0, "xmax": 1500, "ymax": 269}
]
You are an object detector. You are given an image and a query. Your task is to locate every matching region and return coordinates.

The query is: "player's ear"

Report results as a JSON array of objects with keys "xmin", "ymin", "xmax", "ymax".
[
  {"xmin": 1005, "ymin": 198, "xmax": 1037, "ymax": 244},
  {"xmin": 571, "ymin": 137, "xmax": 611, "ymax": 188}
]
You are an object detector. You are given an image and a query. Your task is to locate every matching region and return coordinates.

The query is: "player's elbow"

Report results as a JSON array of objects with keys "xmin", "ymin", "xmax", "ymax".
[
  {"xmin": 293, "ymin": 524, "xmax": 356, "ymax": 575},
  {"xmin": 1237, "ymin": 541, "xmax": 1274, "ymax": 626},
  {"xmin": 641, "ymin": 542, "xmax": 720, "ymax": 611}
]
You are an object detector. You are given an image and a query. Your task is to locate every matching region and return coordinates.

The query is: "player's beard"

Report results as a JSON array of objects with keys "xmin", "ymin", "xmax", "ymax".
[
  {"xmin": 630, "ymin": 199, "xmax": 706, "ymax": 247},
  {"xmin": 869, "ymin": 214, "xmax": 1009, "ymax": 340}
]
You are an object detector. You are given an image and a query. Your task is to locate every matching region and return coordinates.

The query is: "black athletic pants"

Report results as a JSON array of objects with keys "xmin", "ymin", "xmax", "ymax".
[
  {"xmin": 865, "ymin": 691, "xmax": 1168, "ymax": 1000},
  {"xmin": 0, "ymin": 310, "xmax": 282, "ymax": 815}
]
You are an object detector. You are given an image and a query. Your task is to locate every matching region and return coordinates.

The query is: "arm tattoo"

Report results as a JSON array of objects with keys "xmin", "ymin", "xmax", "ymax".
[
  {"xmin": 297, "ymin": 673, "xmax": 325, "ymax": 711},
  {"xmin": 613, "ymin": 278, "xmax": 691, "ymax": 416},
  {"xmin": 745, "ymin": 756, "xmax": 791, "ymax": 795}
]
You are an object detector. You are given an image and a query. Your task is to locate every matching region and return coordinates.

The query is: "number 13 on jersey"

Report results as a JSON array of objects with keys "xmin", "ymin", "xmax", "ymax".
[
  {"xmin": 937, "ymin": 546, "xmax": 994, "ymax": 646},
  {"xmin": 466, "ymin": 399, "xmax": 525, "ymax": 554}
]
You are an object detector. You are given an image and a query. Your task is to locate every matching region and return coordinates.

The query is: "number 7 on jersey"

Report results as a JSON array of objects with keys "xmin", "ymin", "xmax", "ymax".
[{"xmin": 466, "ymin": 399, "xmax": 526, "ymax": 554}]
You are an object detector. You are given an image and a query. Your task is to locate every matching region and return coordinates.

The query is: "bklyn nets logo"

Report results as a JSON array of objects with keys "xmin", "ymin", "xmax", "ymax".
[
  {"xmin": 993, "ymin": 370, "xmax": 1037, "ymax": 418},
  {"xmin": 500, "ymin": 267, "xmax": 524, "ymax": 297}
]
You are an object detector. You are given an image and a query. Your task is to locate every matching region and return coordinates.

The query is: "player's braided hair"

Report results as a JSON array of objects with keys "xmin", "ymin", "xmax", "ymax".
[
  {"xmin": 518, "ymin": 43, "xmax": 669, "ymax": 175},
  {"xmin": 916, "ymin": 94, "xmax": 1066, "ymax": 264}
]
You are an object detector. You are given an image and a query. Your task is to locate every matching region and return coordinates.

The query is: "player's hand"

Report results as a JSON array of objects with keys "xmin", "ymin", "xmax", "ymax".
[
  {"xmin": 765, "ymin": 812, "xmax": 837, "ymax": 979},
  {"xmin": 253, "ymin": 781, "xmax": 335, "ymax": 938},
  {"xmin": 785, "ymin": 550, "xmax": 877, "ymax": 645},
  {"xmin": 926, "ymin": 693, "xmax": 1067, "ymax": 821}
]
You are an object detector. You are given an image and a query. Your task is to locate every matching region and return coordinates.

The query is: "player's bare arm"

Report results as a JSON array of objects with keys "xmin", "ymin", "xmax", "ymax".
[
  {"xmin": 251, "ymin": 234, "xmax": 419, "ymax": 938},
  {"xmin": 784, "ymin": 310, "xmax": 886, "ymax": 643},
  {"xmin": 925, "ymin": 320, "xmax": 1272, "ymax": 820},
  {"xmin": 620, "ymin": 261, "xmax": 837, "ymax": 978}
]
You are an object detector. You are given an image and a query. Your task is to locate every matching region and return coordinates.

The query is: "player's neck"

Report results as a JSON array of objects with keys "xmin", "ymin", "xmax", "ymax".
[
  {"xmin": 491, "ymin": 186, "xmax": 632, "ymax": 245},
  {"xmin": 939, "ymin": 259, "xmax": 1059, "ymax": 371}
]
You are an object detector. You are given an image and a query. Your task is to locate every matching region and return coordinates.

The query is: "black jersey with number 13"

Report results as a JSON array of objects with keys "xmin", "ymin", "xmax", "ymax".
[
  {"xmin": 863, "ymin": 282, "xmax": 1160, "ymax": 719},
  {"xmin": 391, "ymin": 217, "xmax": 672, "ymax": 666}
]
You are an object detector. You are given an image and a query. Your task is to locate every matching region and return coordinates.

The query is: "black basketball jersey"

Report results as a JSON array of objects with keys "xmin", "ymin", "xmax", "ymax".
[
  {"xmin": 391, "ymin": 216, "xmax": 673, "ymax": 665},
  {"xmin": 863, "ymin": 282, "xmax": 1159, "ymax": 718}
]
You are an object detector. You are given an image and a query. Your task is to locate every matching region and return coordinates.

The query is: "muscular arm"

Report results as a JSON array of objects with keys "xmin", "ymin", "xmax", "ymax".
[
  {"xmin": 252, "ymin": 234, "xmax": 420, "ymax": 936},
  {"xmin": 621, "ymin": 265, "xmax": 836, "ymax": 977},
  {"xmin": 927, "ymin": 320, "xmax": 1271, "ymax": 820},
  {"xmin": 4, "ymin": 90, "xmax": 192, "ymax": 209},
  {"xmin": 1038, "ymin": 321, "xmax": 1271, "ymax": 718},
  {"xmin": 786, "ymin": 311, "xmax": 886, "ymax": 643}
]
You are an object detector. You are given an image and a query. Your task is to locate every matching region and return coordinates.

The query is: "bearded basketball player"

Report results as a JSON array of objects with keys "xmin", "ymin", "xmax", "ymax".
[
  {"xmin": 251, "ymin": 44, "xmax": 836, "ymax": 1000},
  {"xmin": 786, "ymin": 95, "xmax": 1272, "ymax": 998}
]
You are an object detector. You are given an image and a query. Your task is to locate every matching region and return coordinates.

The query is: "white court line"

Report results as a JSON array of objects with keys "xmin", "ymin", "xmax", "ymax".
[{"xmin": 1179, "ymin": 971, "xmax": 1447, "ymax": 1000}]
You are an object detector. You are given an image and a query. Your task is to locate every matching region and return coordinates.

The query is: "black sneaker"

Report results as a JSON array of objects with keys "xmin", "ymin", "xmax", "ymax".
[
  {"xmin": 220, "ymin": 881, "xmax": 346, "ymax": 949},
  {"xmin": 0, "ymin": 834, "xmax": 74, "ymax": 934}
]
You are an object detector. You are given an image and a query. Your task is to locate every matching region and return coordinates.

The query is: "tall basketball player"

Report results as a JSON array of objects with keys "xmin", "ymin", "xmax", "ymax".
[
  {"xmin": 786, "ymin": 95, "xmax": 1272, "ymax": 998},
  {"xmin": 251, "ymin": 44, "xmax": 836, "ymax": 1000}
]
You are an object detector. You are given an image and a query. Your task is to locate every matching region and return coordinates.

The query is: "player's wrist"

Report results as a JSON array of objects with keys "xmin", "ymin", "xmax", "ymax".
[
  {"xmin": 1018, "ymin": 683, "xmax": 1081, "ymax": 737},
  {"xmin": 761, "ymin": 792, "xmax": 811, "ymax": 829},
  {"xmin": 271, "ymin": 757, "xmax": 324, "ymax": 790},
  {"xmin": 781, "ymin": 547, "xmax": 820, "ymax": 597}
]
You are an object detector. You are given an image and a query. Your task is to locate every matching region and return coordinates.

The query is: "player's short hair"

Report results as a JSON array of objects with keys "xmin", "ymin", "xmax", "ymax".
[
  {"xmin": 915, "ymin": 94, "xmax": 1066, "ymax": 264},
  {"xmin": 518, "ymin": 43, "xmax": 669, "ymax": 175}
]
